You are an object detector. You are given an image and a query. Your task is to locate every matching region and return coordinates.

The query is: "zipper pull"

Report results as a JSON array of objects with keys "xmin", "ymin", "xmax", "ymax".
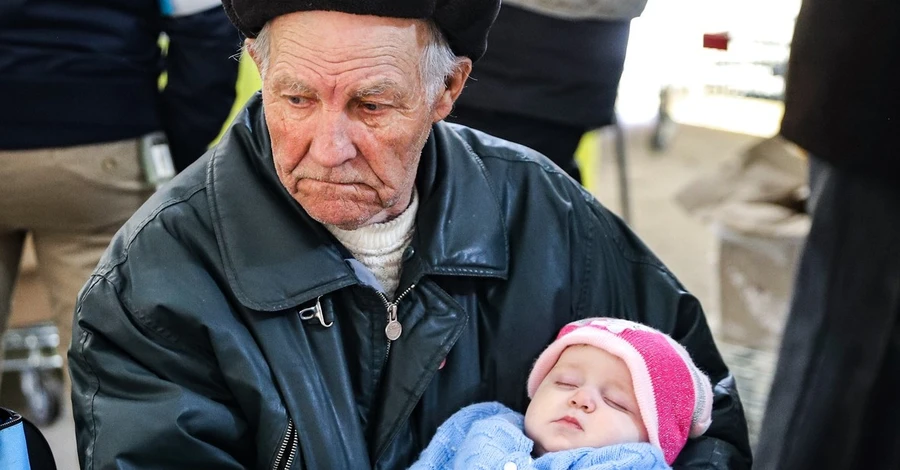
[
  {"xmin": 385, "ymin": 303, "xmax": 402, "ymax": 341},
  {"xmin": 379, "ymin": 283, "xmax": 415, "ymax": 343}
]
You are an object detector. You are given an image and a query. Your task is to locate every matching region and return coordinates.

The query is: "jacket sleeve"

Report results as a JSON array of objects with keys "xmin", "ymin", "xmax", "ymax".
[
  {"xmin": 160, "ymin": 2, "xmax": 241, "ymax": 172},
  {"xmin": 69, "ymin": 276, "xmax": 249, "ymax": 469},
  {"xmin": 574, "ymin": 198, "xmax": 753, "ymax": 469}
]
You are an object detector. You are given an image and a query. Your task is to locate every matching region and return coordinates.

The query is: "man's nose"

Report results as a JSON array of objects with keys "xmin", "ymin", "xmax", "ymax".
[
  {"xmin": 569, "ymin": 389, "xmax": 596, "ymax": 413},
  {"xmin": 308, "ymin": 110, "xmax": 356, "ymax": 167}
]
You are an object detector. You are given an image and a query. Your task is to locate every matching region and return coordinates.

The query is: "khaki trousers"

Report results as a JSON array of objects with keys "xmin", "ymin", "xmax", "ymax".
[{"xmin": 0, "ymin": 140, "xmax": 153, "ymax": 391}]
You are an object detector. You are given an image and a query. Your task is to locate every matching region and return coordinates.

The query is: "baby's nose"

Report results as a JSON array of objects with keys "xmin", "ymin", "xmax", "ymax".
[{"xmin": 569, "ymin": 389, "xmax": 596, "ymax": 412}]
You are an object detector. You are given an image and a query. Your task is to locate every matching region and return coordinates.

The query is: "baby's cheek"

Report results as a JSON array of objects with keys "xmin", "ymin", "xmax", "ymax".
[
  {"xmin": 618, "ymin": 416, "xmax": 649, "ymax": 444},
  {"xmin": 522, "ymin": 410, "xmax": 538, "ymax": 441},
  {"xmin": 522, "ymin": 412, "xmax": 549, "ymax": 456}
]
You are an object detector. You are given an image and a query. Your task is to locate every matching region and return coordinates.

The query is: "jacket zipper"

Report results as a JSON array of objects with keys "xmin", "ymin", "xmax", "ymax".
[
  {"xmin": 377, "ymin": 283, "xmax": 416, "ymax": 360},
  {"xmin": 272, "ymin": 419, "xmax": 298, "ymax": 470}
]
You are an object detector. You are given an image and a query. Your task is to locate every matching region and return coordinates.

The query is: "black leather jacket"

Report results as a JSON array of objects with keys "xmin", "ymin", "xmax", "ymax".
[{"xmin": 69, "ymin": 95, "xmax": 751, "ymax": 470}]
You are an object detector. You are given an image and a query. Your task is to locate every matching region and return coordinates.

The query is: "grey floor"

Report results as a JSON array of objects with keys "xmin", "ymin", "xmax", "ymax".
[{"xmin": 6, "ymin": 122, "xmax": 780, "ymax": 468}]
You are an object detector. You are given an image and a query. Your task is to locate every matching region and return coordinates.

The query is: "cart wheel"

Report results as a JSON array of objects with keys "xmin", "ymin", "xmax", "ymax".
[{"xmin": 19, "ymin": 369, "xmax": 63, "ymax": 426}]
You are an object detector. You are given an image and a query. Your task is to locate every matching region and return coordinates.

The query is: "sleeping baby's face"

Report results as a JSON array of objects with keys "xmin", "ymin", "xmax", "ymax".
[{"xmin": 524, "ymin": 345, "xmax": 648, "ymax": 456}]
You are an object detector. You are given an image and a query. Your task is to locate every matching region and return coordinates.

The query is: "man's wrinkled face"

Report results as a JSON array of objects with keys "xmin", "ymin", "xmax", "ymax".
[
  {"xmin": 251, "ymin": 11, "xmax": 447, "ymax": 230},
  {"xmin": 524, "ymin": 345, "xmax": 649, "ymax": 455}
]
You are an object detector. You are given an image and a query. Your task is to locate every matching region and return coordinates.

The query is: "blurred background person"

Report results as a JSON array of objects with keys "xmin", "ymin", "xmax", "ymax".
[
  {"xmin": 756, "ymin": 0, "xmax": 900, "ymax": 468},
  {"xmin": 446, "ymin": 0, "xmax": 648, "ymax": 183},
  {"xmin": 0, "ymin": 0, "xmax": 240, "ymax": 394}
]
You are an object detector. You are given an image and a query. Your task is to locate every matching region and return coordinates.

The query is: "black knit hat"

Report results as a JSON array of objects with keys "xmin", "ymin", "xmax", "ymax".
[{"xmin": 221, "ymin": 0, "xmax": 501, "ymax": 61}]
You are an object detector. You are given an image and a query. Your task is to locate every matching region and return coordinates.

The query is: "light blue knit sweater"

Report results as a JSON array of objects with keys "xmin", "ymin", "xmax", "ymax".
[{"xmin": 410, "ymin": 402, "xmax": 670, "ymax": 470}]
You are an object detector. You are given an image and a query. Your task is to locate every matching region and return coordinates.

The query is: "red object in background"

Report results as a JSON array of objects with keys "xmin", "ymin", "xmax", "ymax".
[{"xmin": 703, "ymin": 32, "xmax": 730, "ymax": 50}]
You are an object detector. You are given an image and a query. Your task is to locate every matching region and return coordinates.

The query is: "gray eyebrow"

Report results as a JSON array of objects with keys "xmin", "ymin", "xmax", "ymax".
[
  {"xmin": 271, "ymin": 74, "xmax": 318, "ymax": 97},
  {"xmin": 352, "ymin": 79, "xmax": 405, "ymax": 101}
]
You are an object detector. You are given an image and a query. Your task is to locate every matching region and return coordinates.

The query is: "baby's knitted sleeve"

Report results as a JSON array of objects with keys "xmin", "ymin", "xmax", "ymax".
[
  {"xmin": 452, "ymin": 408, "xmax": 535, "ymax": 470},
  {"xmin": 409, "ymin": 402, "xmax": 515, "ymax": 470}
]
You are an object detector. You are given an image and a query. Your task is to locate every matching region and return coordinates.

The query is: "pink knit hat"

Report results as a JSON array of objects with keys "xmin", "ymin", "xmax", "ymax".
[{"xmin": 526, "ymin": 317, "xmax": 713, "ymax": 465}]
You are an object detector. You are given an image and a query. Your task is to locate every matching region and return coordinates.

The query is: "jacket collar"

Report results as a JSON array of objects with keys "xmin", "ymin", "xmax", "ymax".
[{"xmin": 208, "ymin": 95, "xmax": 508, "ymax": 312}]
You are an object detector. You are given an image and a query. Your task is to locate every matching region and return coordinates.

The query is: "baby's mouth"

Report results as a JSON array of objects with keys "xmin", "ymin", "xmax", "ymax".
[{"xmin": 555, "ymin": 416, "xmax": 583, "ymax": 431}]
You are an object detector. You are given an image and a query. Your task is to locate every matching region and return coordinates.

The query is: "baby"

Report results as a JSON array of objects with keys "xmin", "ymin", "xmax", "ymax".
[{"xmin": 410, "ymin": 317, "xmax": 714, "ymax": 469}]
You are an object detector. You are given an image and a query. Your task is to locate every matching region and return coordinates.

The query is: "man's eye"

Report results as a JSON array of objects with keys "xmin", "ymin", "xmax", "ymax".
[
  {"xmin": 361, "ymin": 102, "xmax": 385, "ymax": 112},
  {"xmin": 286, "ymin": 96, "xmax": 308, "ymax": 105}
]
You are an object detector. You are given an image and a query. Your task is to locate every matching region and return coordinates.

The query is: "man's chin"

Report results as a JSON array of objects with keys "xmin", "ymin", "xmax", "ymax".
[
  {"xmin": 310, "ymin": 213, "xmax": 369, "ymax": 230},
  {"xmin": 304, "ymin": 206, "xmax": 379, "ymax": 230}
]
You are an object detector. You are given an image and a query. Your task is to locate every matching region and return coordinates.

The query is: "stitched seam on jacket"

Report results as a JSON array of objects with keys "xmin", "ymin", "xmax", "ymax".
[
  {"xmin": 477, "ymin": 150, "xmax": 570, "ymax": 178},
  {"xmin": 574, "ymin": 203, "xmax": 595, "ymax": 322},
  {"xmin": 429, "ymin": 267, "xmax": 500, "ymax": 276},
  {"xmin": 93, "ymin": 183, "xmax": 207, "ymax": 278},
  {"xmin": 75, "ymin": 275, "xmax": 105, "ymax": 470}
]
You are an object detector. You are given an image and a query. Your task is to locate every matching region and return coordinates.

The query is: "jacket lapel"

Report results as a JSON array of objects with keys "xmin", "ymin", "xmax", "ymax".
[
  {"xmin": 207, "ymin": 95, "xmax": 356, "ymax": 313},
  {"xmin": 372, "ymin": 278, "xmax": 469, "ymax": 464}
]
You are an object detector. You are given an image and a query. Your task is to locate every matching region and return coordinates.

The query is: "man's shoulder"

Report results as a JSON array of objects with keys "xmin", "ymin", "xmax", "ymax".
[
  {"xmin": 439, "ymin": 121, "xmax": 593, "ymax": 205},
  {"xmin": 95, "ymin": 159, "xmax": 213, "ymax": 278},
  {"xmin": 81, "ymin": 159, "xmax": 232, "ymax": 345},
  {"xmin": 442, "ymin": 122, "xmax": 565, "ymax": 173},
  {"xmin": 438, "ymin": 122, "xmax": 678, "ymax": 295}
]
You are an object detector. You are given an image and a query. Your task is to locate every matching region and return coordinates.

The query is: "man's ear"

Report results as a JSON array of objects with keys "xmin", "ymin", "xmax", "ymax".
[
  {"xmin": 245, "ymin": 38, "xmax": 262, "ymax": 74},
  {"xmin": 432, "ymin": 58, "xmax": 472, "ymax": 122}
]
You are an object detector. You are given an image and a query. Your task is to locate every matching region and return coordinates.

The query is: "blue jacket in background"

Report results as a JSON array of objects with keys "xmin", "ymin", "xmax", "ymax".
[
  {"xmin": 409, "ymin": 402, "xmax": 670, "ymax": 470},
  {"xmin": 0, "ymin": 0, "xmax": 241, "ymax": 171}
]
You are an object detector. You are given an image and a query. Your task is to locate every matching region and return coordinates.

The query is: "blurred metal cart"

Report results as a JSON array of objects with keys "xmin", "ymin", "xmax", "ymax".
[
  {"xmin": 650, "ymin": 18, "xmax": 795, "ymax": 152},
  {"xmin": 2, "ymin": 323, "xmax": 65, "ymax": 426}
]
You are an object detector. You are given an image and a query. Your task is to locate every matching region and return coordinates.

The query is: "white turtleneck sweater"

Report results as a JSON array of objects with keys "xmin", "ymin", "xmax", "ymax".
[{"xmin": 325, "ymin": 190, "xmax": 418, "ymax": 299}]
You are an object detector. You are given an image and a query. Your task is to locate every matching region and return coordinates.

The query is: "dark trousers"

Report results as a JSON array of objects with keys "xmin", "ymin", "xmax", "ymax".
[
  {"xmin": 756, "ymin": 156, "xmax": 900, "ymax": 469},
  {"xmin": 447, "ymin": 105, "xmax": 588, "ymax": 183}
]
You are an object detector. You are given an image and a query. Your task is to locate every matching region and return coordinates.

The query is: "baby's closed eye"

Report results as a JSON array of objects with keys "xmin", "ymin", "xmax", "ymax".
[{"xmin": 603, "ymin": 397, "xmax": 629, "ymax": 412}]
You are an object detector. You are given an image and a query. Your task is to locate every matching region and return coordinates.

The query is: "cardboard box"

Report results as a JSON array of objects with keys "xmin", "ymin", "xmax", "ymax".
[
  {"xmin": 714, "ymin": 212, "xmax": 807, "ymax": 351},
  {"xmin": 675, "ymin": 136, "xmax": 811, "ymax": 351}
]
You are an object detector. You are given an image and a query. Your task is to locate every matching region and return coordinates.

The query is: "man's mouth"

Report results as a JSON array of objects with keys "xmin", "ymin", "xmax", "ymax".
[
  {"xmin": 299, "ymin": 179, "xmax": 367, "ymax": 192},
  {"xmin": 304, "ymin": 178, "xmax": 359, "ymax": 185},
  {"xmin": 556, "ymin": 416, "xmax": 583, "ymax": 431}
]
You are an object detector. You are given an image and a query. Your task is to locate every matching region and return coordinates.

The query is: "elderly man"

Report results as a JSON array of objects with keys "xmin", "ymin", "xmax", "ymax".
[{"xmin": 68, "ymin": 1, "xmax": 751, "ymax": 469}]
